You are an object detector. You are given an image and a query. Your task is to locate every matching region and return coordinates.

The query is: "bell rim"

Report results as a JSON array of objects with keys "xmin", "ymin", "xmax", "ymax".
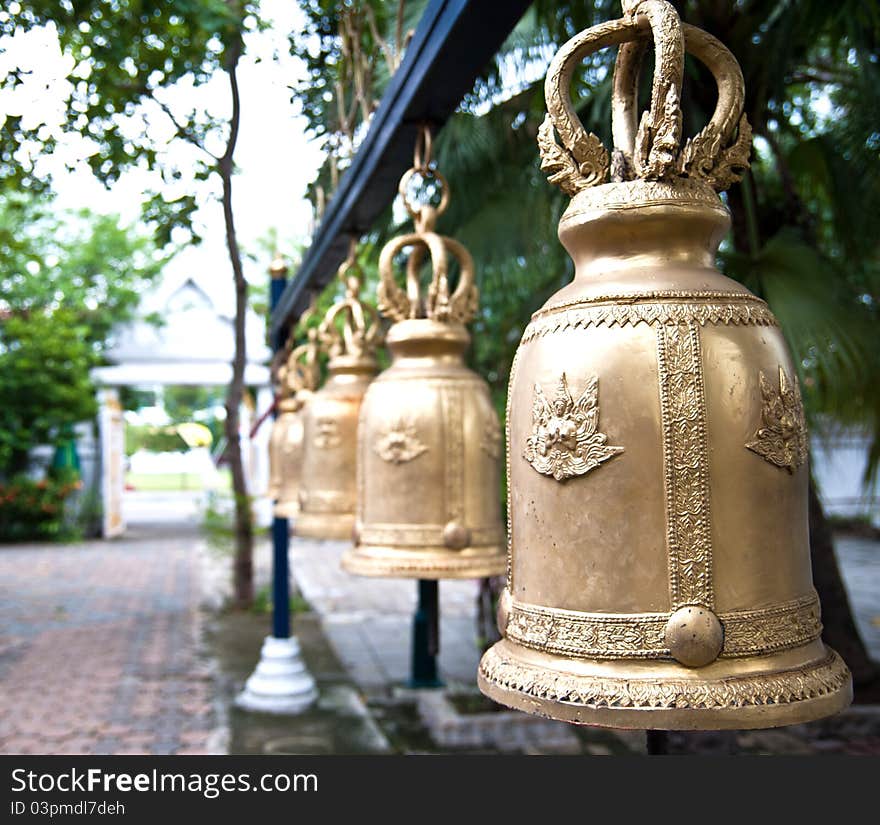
[
  {"xmin": 342, "ymin": 544, "xmax": 507, "ymax": 580},
  {"xmin": 478, "ymin": 639, "xmax": 852, "ymax": 731}
]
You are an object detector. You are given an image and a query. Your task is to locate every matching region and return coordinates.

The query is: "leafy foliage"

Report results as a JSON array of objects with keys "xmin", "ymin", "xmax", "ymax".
[
  {"xmin": 0, "ymin": 470, "xmax": 83, "ymax": 541},
  {"xmin": 2, "ymin": 1, "xmax": 230, "ymax": 187},
  {"xmin": 124, "ymin": 424, "xmax": 189, "ymax": 457},
  {"xmin": 5, "ymin": 2, "xmax": 268, "ymax": 604},
  {"xmin": 0, "ymin": 308, "xmax": 96, "ymax": 475},
  {"xmin": 0, "ymin": 193, "xmax": 166, "ymax": 344},
  {"xmin": 0, "ymin": 192, "xmax": 164, "ymax": 475},
  {"xmin": 163, "ymin": 385, "xmax": 226, "ymax": 423},
  {"xmin": 290, "ymin": 0, "xmax": 426, "ymax": 203}
]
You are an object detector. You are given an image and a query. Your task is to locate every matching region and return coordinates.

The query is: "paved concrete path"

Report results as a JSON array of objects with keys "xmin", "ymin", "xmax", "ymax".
[
  {"xmin": 289, "ymin": 538, "xmax": 484, "ymax": 689},
  {"xmin": 0, "ymin": 501, "xmax": 219, "ymax": 755}
]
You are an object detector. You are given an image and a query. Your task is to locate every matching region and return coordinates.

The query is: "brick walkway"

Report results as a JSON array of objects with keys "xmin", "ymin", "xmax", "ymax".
[
  {"xmin": 0, "ymin": 527, "xmax": 218, "ymax": 755},
  {"xmin": 289, "ymin": 538, "xmax": 484, "ymax": 689}
]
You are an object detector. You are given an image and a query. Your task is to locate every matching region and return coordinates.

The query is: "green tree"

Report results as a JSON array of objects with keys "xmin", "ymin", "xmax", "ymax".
[
  {"xmin": 4, "ymin": 1, "xmax": 269, "ymax": 608},
  {"xmin": 0, "ymin": 194, "xmax": 164, "ymax": 475},
  {"xmin": 163, "ymin": 385, "xmax": 225, "ymax": 423},
  {"xmin": 291, "ymin": 0, "xmax": 422, "ymax": 207},
  {"xmin": 0, "ymin": 193, "xmax": 165, "ymax": 345},
  {"xmin": 0, "ymin": 309, "xmax": 95, "ymax": 475}
]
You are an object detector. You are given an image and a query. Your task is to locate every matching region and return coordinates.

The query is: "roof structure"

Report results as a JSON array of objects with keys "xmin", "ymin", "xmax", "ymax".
[
  {"xmin": 93, "ymin": 276, "xmax": 271, "ymax": 387},
  {"xmin": 269, "ymin": 0, "xmax": 533, "ymax": 343}
]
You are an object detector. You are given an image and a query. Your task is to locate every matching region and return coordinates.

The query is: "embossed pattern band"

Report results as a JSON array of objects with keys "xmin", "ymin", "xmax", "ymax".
[
  {"xmin": 657, "ymin": 322, "xmax": 714, "ymax": 609},
  {"xmin": 480, "ymin": 645, "xmax": 850, "ymax": 711},
  {"xmin": 522, "ymin": 294, "xmax": 777, "ymax": 344},
  {"xmin": 506, "ymin": 593, "xmax": 822, "ymax": 660}
]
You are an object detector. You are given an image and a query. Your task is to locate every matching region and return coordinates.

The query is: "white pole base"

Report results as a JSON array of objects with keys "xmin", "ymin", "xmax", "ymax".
[{"xmin": 235, "ymin": 635, "xmax": 318, "ymax": 715}]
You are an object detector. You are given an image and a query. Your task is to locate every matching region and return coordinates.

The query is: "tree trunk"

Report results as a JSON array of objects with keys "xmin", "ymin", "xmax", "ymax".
[
  {"xmin": 809, "ymin": 478, "xmax": 878, "ymax": 688},
  {"xmin": 219, "ymin": 34, "xmax": 253, "ymax": 610}
]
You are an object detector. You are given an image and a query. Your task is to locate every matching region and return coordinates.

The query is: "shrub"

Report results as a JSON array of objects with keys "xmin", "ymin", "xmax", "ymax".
[{"xmin": 0, "ymin": 472, "xmax": 83, "ymax": 542}]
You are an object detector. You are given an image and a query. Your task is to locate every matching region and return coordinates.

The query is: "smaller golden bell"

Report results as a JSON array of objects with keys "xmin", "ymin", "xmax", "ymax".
[
  {"xmin": 343, "ymin": 143, "xmax": 506, "ymax": 579},
  {"xmin": 270, "ymin": 325, "xmax": 320, "ymax": 519},
  {"xmin": 296, "ymin": 248, "xmax": 381, "ymax": 540}
]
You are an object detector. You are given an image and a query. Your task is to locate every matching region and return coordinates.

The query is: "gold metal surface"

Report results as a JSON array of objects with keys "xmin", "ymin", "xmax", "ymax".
[
  {"xmin": 270, "ymin": 313, "xmax": 320, "ymax": 518},
  {"xmin": 343, "ymin": 129, "xmax": 506, "ymax": 578},
  {"xmin": 478, "ymin": 0, "xmax": 851, "ymax": 729},
  {"xmin": 269, "ymin": 296, "xmax": 319, "ymax": 516},
  {"xmin": 296, "ymin": 246, "xmax": 381, "ymax": 540}
]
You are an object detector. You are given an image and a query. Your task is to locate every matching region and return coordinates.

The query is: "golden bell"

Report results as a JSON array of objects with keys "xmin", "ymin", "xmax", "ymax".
[
  {"xmin": 343, "ymin": 141, "xmax": 506, "ymax": 579},
  {"xmin": 295, "ymin": 247, "xmax": 381, "ymax": 540},
  {"xmin": 271, "ymin": 322, "xmax": 320, "ymax": 518},
  {"xmin": 478, "ymin": 0, "xmax": 852, "ymax": 730}
]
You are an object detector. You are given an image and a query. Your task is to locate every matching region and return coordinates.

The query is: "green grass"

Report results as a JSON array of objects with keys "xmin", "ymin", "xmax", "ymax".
[{"xmin": 126, "ymin": 471, "xmax": 231, "ymax": 492}]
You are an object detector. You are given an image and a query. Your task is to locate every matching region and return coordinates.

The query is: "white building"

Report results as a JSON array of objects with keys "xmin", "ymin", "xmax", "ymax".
[{"xmin": 91, "ymin": 272, "xmax": 274, "ymax": 537}]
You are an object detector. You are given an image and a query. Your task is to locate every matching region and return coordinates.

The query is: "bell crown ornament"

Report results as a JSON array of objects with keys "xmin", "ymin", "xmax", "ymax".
[
  {"xmin": 318, "ymin": 242, "xmax": 382, "ymax": 370},
  {"xmin": 278, "ymin": 298, "xmax": 322, "ymax": 413},
  {"xmin": 377, "ymin": 128, "xmax": 479, "ymax": 328},
  {"xmin": 478, "ymin": 0, "xmax": 851, "ymax": 729},
  {"xmin": 538, "ymin": 0, "xmax": 751, "ymax": 196},
  {"xmin": 295, "ymin": 245, "xmax": 381, "ymax": 540},
  {"xmin": 342, "ymin": 128, "xmax": 506, "ymax": 579}
]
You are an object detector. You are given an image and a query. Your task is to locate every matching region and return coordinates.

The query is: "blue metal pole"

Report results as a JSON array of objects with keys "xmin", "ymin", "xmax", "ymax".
[
  {"xmin": 408, "ymin": 579, "xmax": 443, "ymax": 688},
  {"xmin": 269, "ymin": 257, "xmax": 289, "ymax": 640},
  {"xmin": 272, "ymin": 514, "xmax": 290, "ymax": 638}
]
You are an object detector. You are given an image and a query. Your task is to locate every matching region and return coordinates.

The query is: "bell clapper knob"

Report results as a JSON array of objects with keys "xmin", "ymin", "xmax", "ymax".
[
  {"xmin": 443, "ymin": 522, "xmax": 471, "ymax": 550},
  {"xmin": 664, "ymin": 605, "xmax": 724, "ymax": 667}
]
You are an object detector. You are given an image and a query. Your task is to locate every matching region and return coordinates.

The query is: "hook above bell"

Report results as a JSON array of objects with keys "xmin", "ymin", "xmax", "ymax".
[
  {"xmin": 342, "ymin": 128, "xmax": 506, "ymax": 579},
  {"xmin": 295, "ymin": 242, "xmax": 382, "ymax": 540},
  {"xmin": 478, "ymin": 0, "xmax": 851, "ymax": 730}
]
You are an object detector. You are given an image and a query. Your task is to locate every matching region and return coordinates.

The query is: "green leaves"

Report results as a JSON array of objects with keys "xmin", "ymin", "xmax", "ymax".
[
  {"xmin": 0, "ymin": 192, "xmax": 166, "ymax": 345},
  {"xmin": 0, "ymin": 308, "xmax": 97, "ymax": 475},
  {"xmin": 0, "ymin": 191, "xmax": 166, "ymax": 475},
  {"xmin": 1, "ymin": 0, "xmax": 253, "ymax": 230}
]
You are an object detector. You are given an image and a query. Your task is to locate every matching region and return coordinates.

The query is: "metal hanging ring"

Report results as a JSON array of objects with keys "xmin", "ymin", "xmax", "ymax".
[
  {"xmin": 336, "ymin": 237, "xmax": 363, "ymax": 289},
  {"xmin": 413, "ymin": 123, "xmax": 433, "ymax": 172},
  {"xmin": 397, "ymin": 166, "xmax": 450, "ymax": 220}
]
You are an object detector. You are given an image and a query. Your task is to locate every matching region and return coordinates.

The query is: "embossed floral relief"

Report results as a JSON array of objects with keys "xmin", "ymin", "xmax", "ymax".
[
  {"xmin": 523, "ymin": 373, "xmax": 624, "ymax": 482},
  {"xmin": 374, "ymin": 417, "xmax": 428, "ymax": 464},
  {"xmin": 745, "ymin": 366, "xmax": 808, "ymax": 473},
  {"xmin": 314, "ymin": 418, "xmax": 341, "ymax": 449}
]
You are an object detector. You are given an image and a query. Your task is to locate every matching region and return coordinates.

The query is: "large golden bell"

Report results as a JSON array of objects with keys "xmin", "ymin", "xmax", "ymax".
[
  {"xmin": 343, "ymin": 156, "xmax": 506, "ymax": 578},
  {"xmin": 478, "ymin": 0, "xmax": 852, "ymax": 730},
  {"xmin": 296, "ymin": 249, "xmax": 381, "ymax": 540},
  {"xmin": 271, "ymin": 326, "xmax": 320, "ymax": 518}
]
